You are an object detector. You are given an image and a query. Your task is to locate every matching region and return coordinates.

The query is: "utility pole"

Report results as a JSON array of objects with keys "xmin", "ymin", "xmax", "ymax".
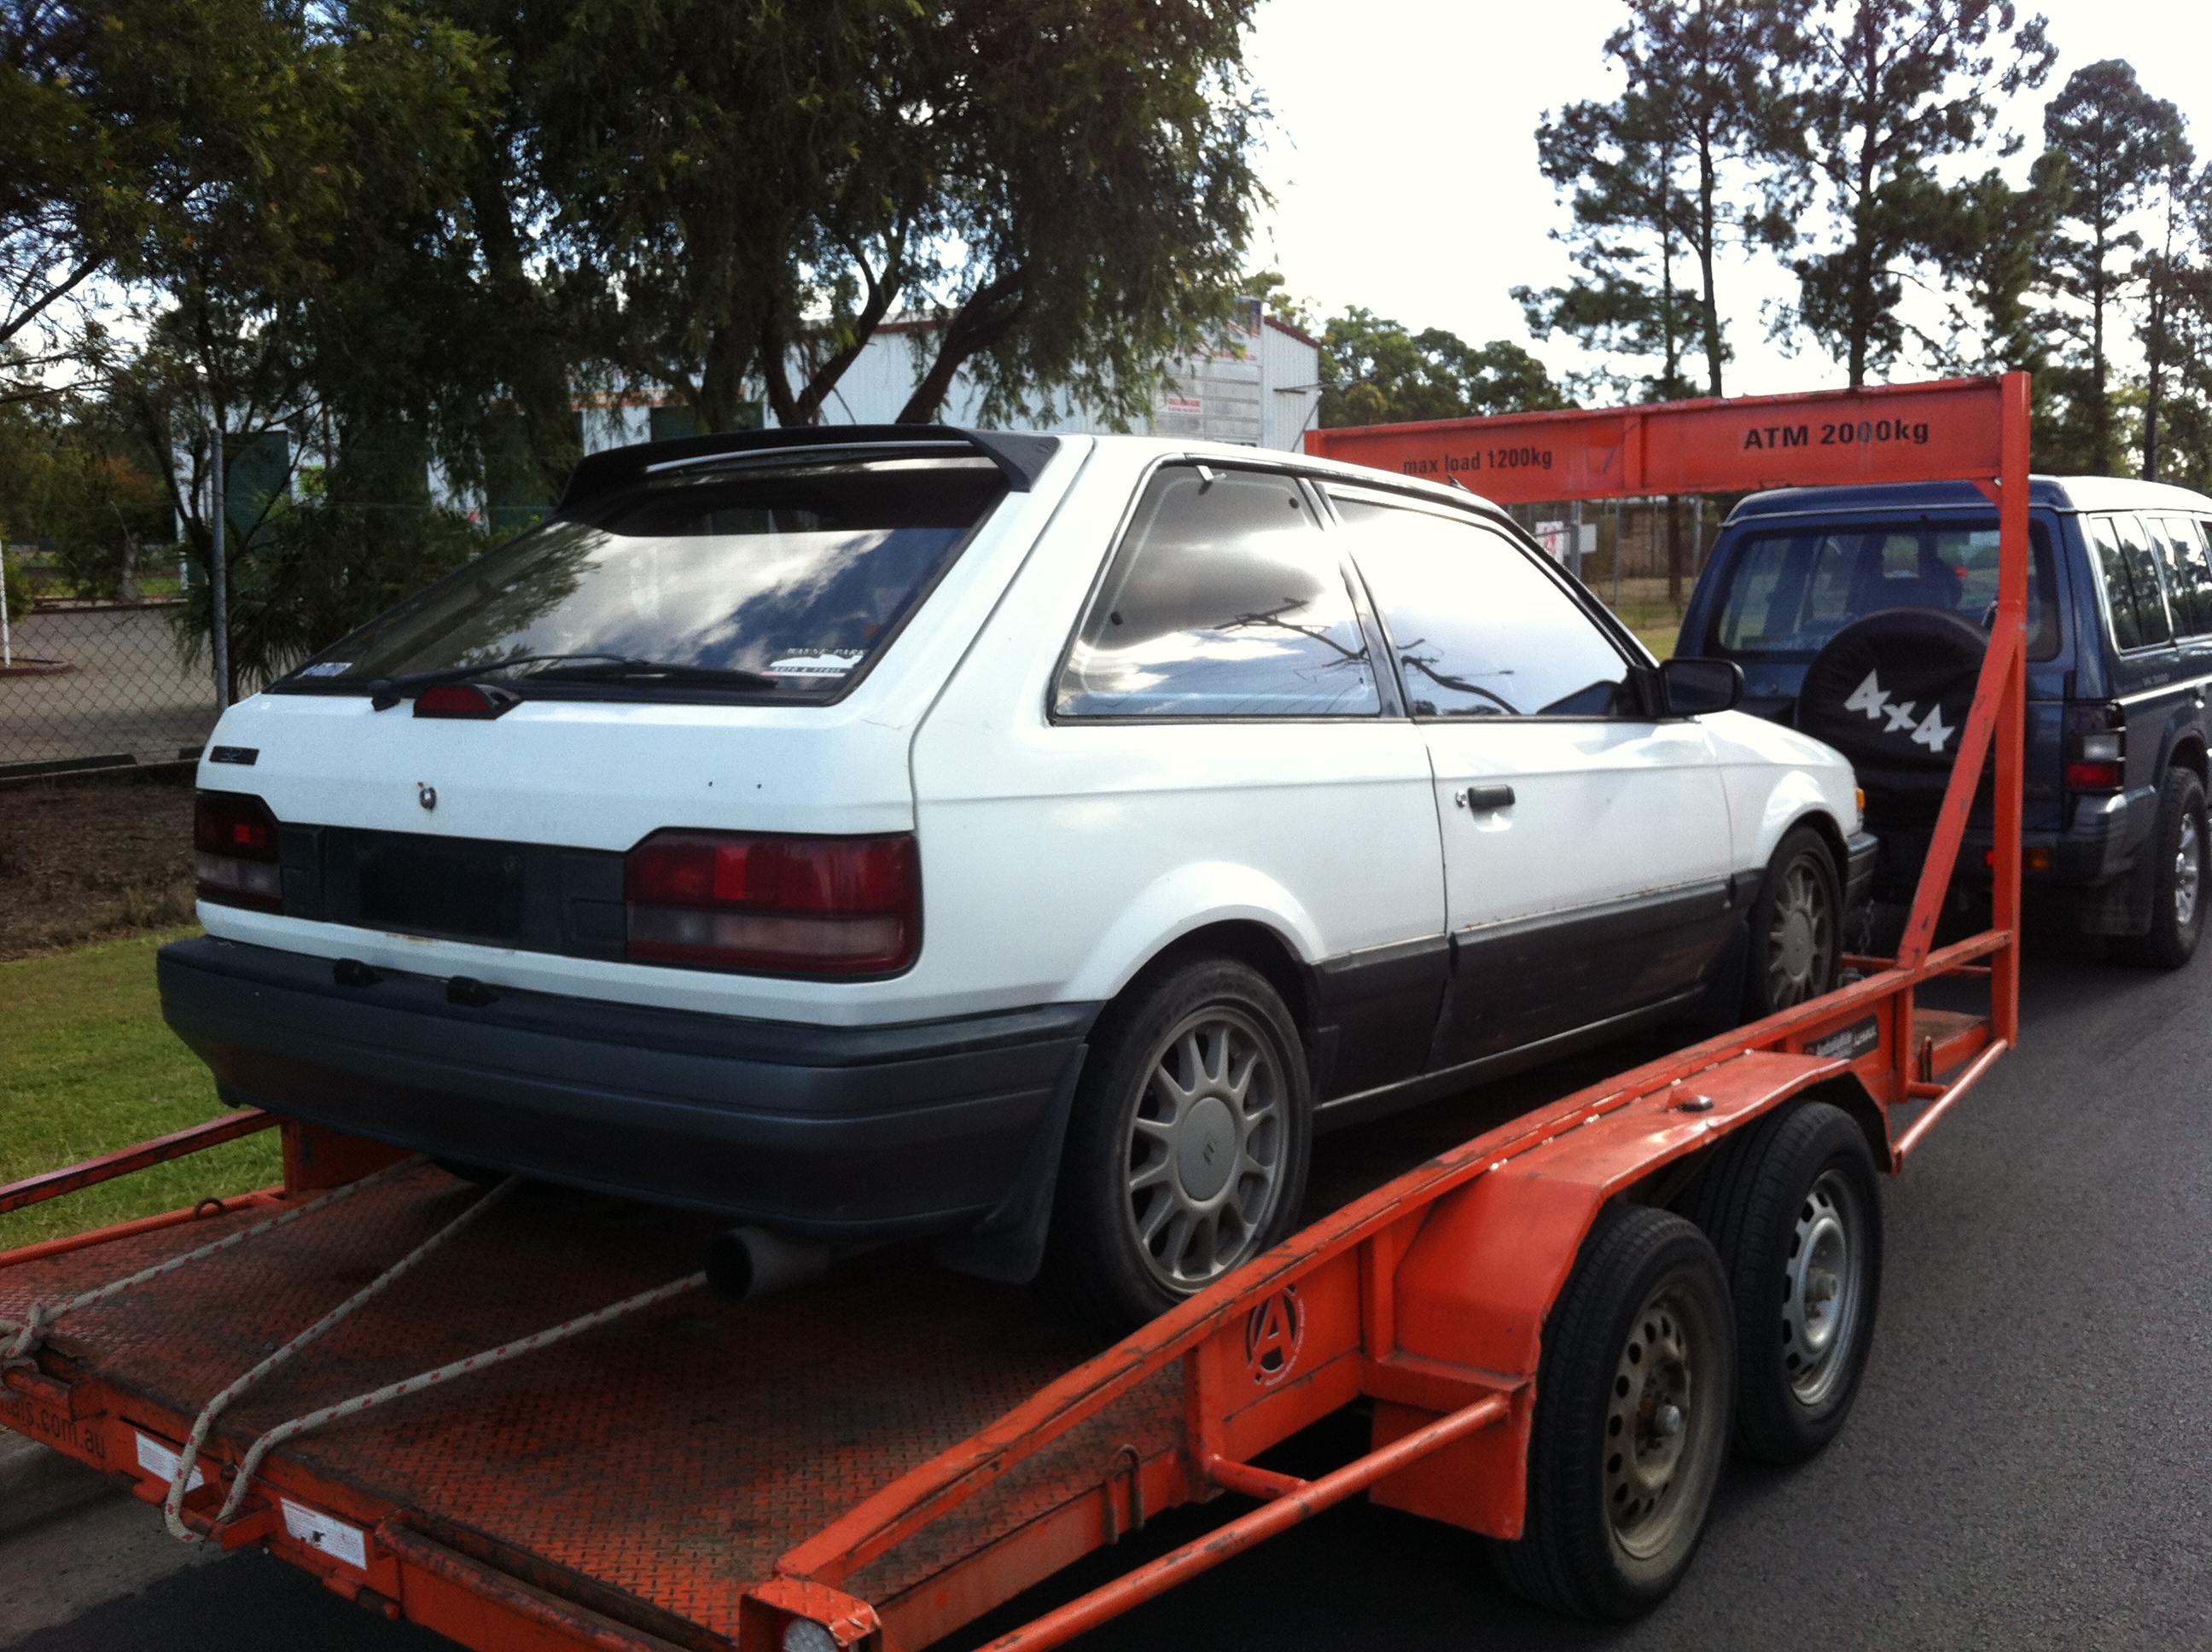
[{"xmin": 210, "ymin": 432, "xmax": 230, "ymax": 707}]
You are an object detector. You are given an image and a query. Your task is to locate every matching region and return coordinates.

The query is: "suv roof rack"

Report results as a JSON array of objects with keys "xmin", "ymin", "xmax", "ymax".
[{"xmin": 556, "ymin": 424, "xmax": 1061, "ymax": 511}]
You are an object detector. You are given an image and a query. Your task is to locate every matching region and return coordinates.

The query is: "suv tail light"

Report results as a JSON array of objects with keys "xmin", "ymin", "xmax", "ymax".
[
  {"xmin": 2063, "ymin": 701, "xmax": 2125, "ymax": 794},
  {"xmin": 625, "ymin": 830, "xmax": 919, "ymax": 976},
  {"xmin": 195, "ymin": 790, "xmax": 284, "ymax": 910}
]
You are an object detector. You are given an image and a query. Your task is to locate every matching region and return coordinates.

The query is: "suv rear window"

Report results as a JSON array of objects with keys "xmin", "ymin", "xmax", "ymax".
[
  {"xmin": 276, "ymin": 457, "xmax": 1007, "ymax": 701},
  {"xmin": 1710, "ymin": 521, "xmax": 2060, "ymax": 662}
]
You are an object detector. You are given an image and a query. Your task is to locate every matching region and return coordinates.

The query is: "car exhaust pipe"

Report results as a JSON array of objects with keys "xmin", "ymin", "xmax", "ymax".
[{"xmin": 706, "ymin": 1225, "xmax": 833, "ymax": 1302}]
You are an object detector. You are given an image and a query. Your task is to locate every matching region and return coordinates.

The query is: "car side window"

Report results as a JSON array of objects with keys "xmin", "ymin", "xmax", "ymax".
[
  {"xmin": 1054, "ymin": 467, "xmax": 1380, "ymax": 718},
  {"xmin": 2108, "ymin": 513, "xmax": 2174, "ymax": 647},
  {"xmin": 1331, "ymin": 493, "xmax": 1633, "ymax": 718},
  {"xmin": 2089, "ymin": 515, "xmax": 2149, "ymax": 650},
  {"xmin": 2151, "ymin": 515, "xmax": 2212, "ymax": 637}
]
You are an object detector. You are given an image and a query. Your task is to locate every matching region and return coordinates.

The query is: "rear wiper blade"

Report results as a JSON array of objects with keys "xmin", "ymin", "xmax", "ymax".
[
  {"xmin": 362, "ymin": 654, "xmax": 628, "ymax": 709},
  {"xmin": 527, "ymin": 658, "xmax": 781, "ymax": 689}
]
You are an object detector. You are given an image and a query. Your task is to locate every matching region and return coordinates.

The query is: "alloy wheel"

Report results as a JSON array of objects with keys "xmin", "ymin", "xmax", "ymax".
[
  {"xmin": 2174, "ymin": 811, "xmax": 2201, "ymax": 931},
  {"xmin": 1121, "ymin": 1008, "xmax": 1287, "ymax": 1294},
  {"xmin": 1764, "ymin": 855, "xmax": 1833, "ymax": 1008}
]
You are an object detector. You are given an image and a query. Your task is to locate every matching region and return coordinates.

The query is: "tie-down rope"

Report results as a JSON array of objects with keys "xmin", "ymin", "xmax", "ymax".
[
  {"xmin": 173, "ymin": 1267, "xmax": 709, "ymax": 1539},
  {"xmin": 161, "ymin": 1173, "xmax": 521, "ymax": 1539},
  {"xmin": 2, "ymin": 1155, "xmax": 430, "ymax": 1372}
]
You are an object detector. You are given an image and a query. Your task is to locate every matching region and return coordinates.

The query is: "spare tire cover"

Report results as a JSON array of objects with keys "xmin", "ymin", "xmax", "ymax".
[{"xmin": 1799, "ymin": 608, "xmax": 1986, "ymax": 819}]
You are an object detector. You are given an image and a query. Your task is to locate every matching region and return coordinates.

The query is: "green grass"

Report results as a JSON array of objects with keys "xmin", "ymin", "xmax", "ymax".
[
  {"xmin": 1, "ymin": 926, "xmax": 282, "ymax": 1252},
  {"xmin": 1592, "ymin": 576, "xmax": 1688, "ymax": 661}
]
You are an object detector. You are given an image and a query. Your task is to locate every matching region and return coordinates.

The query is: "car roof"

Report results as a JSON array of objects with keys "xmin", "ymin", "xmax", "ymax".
[
  {"xmin": 557, "ymin": 424, "xmax": 1514, "ymax": 528},
  {"xmin": 1726, "ymin": 475, "xmax": 2212, "ymax": 521}
]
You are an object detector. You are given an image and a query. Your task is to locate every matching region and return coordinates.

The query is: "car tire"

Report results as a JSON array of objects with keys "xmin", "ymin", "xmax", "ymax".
[
  {"xmin": 1744, "ymin": 827, "xmax": 1842, "ymax": 1018},
  {"xmin": 1679, "ymin": 1101, "xmax": 1883, "ymax": 1464},
  {"xmin": 2111, "ymin": 766, "xmax": 2207, "ymax": 970},
  {"xmin": 1487, "ymin": 1204, "xmax": 1735, "ymax": 1620},
  {"xmin": 1043, "ymin": 956, "xmax": 1312, "ymax": 1334}
]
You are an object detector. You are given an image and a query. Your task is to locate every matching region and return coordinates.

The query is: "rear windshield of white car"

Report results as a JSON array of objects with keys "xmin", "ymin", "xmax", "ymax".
[
  {"xmin": 271, "ymin": 457, "xmax": 1007, "ymax": 701},
  {"xmin": 1710, "ymin": 520, "xmax": 2062, "ymax": 663}
]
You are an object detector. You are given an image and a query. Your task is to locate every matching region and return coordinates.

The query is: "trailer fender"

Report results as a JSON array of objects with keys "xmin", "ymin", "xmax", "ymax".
[{"xmin": 1368, "ymin": 1049, "xmax": 1851, "ymax": 1539}]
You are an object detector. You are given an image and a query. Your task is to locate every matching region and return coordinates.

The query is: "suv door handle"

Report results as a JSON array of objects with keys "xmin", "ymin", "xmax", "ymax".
[{"xmin": 1454, "ymin": 784, "xmax": 1516, "ymax": 811}]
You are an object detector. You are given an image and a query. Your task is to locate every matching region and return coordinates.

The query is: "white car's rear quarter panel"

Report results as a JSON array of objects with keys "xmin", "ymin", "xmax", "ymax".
[{"xmin": 195, "ymin": 440, "xmax": 1093, "ymax": 1025}]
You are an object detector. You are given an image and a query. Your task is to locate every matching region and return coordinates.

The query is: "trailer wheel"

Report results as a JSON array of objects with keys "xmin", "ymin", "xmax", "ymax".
[
  {"xmin": 1745, "ymin": 826, "xmax": 1842, "ymax": 1017},
  {"xmin": 1044, "ymin": 957, "xmax": 1312, "ymax": 1333},
  {"xmin": 1682, "ymin": 1100, "xmax": 1882, "ymax": 1464},
  {"xmin": 1489, "ymin": 1204, "xmax": 1734, "ymax": 1620}
]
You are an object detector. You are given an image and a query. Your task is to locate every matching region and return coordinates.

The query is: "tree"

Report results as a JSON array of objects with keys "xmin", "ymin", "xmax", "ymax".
[
  {"xmin": 514, "ymin": 0, "xmax": 1266, "ymax": 435},
  {"xmin": 90, "ymin": 2, "xmax": 499, "ymax": 696},
  {"xmin": 0, "ymin": 3, "xmax": 143, "ymax": 400},
  {"xmin": 1769, "ymin": 0, "xmax": 2055, "ymax": 387},
  {"xmin": 2141, "ymin": 164, "xmax": 2212, "ymax": 486},
  {"xmin": 1519, "ymin": 0, "xmax": 1785, "ymax": 401},
  {"xmin": 1919, "ymin": 148, "xmax": 2069, "ymax": 372},
  {"xmin": 1316, "ymin": 309, "xmax": 1570, "ymax": 428},
  {"xmin": 2040, "ymin": 61, "xmax": 2192, "ymax": 474}
]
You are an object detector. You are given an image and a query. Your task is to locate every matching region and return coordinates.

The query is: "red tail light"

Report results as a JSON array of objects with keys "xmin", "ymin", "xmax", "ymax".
[
  {"xmin": 2064, "ymin": 760, "xmax": 2122, "ymax": 792},
  {"xmin": 625, "ymin": 830, "xmax": 920, "ymax": 975},
  {"xmin": 194, "ymin": 790, "xmax": 284, "ymax": 911},
  {"xmin": 414, "ymin": 684, "xmax": 517, "ymax": 719}
]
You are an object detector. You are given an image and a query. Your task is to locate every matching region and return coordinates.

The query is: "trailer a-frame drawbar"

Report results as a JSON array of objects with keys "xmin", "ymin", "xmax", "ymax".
[{"xmin": 2, "ymin": 373, "xmax": 2033, "ymax": 1650}]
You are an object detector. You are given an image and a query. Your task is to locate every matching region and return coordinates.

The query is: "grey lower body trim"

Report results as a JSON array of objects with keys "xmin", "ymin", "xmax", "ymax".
[{"xmin": 1313, "ymin": 986, "xmax": 1703, "ymax": 1135}]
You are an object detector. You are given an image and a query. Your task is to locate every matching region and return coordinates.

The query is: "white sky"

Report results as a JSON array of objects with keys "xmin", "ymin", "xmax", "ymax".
[{"xmin": 1243, "ymin": 0, "xmax": 2212, "ymax": 395}]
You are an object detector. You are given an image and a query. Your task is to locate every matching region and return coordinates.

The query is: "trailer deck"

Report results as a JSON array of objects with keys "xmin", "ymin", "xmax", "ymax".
[{"xmin": 4, "ymin": 374, "xmax": 2034, "ymax": 1652}]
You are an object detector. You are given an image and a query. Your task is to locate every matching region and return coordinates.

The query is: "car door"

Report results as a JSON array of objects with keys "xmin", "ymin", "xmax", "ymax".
[
  {"xmin": 1325, "ymin": 485, "xmax": 1738, "ymax": 1070},
  {"xmin": 915, "ymin": 460, "xmax": 1450, "ymax": 1106}
]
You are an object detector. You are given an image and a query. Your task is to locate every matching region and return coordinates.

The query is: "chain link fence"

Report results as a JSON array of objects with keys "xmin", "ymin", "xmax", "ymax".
[{"xmin": 1, "ymin": 547, "xmax": 220, "ymax": 777}]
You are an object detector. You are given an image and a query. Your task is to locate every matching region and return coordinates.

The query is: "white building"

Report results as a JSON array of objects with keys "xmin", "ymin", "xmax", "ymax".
[{"xmin": 576, "ymin": 302, "xmax": 1323, "ymax": 457}]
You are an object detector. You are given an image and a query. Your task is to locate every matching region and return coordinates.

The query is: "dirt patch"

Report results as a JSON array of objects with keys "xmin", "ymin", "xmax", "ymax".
[{"xmin": 0, "ymin": 776, "xmax": 197, "ymax": 959}]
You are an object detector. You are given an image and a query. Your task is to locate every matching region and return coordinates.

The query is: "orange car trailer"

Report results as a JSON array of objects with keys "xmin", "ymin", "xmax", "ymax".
[{"xmin": 1, "ymin": 374, "xmax": 2032, "ymax": 1651}]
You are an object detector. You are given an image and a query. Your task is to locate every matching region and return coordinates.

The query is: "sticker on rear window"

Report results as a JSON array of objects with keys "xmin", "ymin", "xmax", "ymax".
[
  {"xmin": 296, "ymin": 661, "xmax": 352, "ymax": 677},
  {"xmin": 764, "ymin": 649, "xmax": 864, "ymax": 678}
]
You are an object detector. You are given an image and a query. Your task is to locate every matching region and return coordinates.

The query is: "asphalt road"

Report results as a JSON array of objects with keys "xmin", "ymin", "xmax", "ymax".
[{"xmin": 7, "ymin": 937, "xmax": 2209, "ymax": 1651}]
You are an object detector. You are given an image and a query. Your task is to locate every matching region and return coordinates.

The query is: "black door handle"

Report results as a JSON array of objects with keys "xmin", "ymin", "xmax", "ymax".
[{"xmin": 1454, "ymin": 784, "xmax": 1516, "ymax": 811}]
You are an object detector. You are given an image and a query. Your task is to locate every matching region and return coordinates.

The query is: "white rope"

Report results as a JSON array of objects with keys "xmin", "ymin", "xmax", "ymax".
[
  {"xmin": 191, "ymin": 1269, "xmax": 708, "ymax": 1538},
  {"xmin": 1, "ymin": 1155, "xmax": 430, "ymax": 1372},
  {"xmin": 160, "ymin": 1176, "xmax": 520, "ymax": 1540}
]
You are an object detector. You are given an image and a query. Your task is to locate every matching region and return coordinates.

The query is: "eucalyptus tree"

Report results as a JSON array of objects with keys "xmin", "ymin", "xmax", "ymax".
[
  {"xmin": 515, "ymin": 0, "xmax": 1266, "ymax": 434},
  {"xmin": 1316, "ymin": 309, "xmax": 1569, "ymax": 428}
]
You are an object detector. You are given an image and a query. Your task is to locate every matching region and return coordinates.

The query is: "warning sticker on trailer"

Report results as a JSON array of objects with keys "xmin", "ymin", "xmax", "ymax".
[
  {"xmin": 133, "ymin": 1431, "xmax": 205, "ymax": 1492},
  {"xmin": 1805, "ymin": 1017, "xmax": 1880, "ymax": 1062},
  {"xmin": 281, "ymin": 1498, "xmax": 369, "ymax": 1569}
]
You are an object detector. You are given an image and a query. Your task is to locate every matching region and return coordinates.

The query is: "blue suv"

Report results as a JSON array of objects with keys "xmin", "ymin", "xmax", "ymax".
[{"xmin": 1677, "ymin": 477, "xmax": 2212, "ymax": 966}]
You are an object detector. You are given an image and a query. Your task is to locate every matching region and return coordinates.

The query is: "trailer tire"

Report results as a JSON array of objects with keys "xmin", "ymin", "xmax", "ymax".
[
  {"xmin": 1681, "ymin": 1100, "xmax": 1882, "ymax": 1464},
  {"xmin": 1488, "ymin": 1204, "xmax": 1734, "ymax": 1620},
  {"xmin": 1042, "ymin": 957, "xmax": 1312, "ymax": 1334},
  {"xmin": 2110, "ymin": 765, "xmax": 2206, "ymax": 969}
]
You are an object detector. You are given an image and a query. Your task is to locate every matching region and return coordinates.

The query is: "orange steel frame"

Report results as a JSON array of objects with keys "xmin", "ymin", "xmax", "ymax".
[{"xmin": 2, "ymin": 375, "xmax": 2031, "ymax": 1652}]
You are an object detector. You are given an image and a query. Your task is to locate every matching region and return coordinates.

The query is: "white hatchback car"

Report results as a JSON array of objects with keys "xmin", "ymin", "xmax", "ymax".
[{"xmin": 164, "ymin": 426, "xmax": 1872, "ymax": 1328}]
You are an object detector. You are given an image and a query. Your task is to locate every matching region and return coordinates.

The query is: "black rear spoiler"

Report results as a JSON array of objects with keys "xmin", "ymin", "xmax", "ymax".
[{"xmin": 556, "ymin": 424, "xmax": 1062, "ymax": 513}]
